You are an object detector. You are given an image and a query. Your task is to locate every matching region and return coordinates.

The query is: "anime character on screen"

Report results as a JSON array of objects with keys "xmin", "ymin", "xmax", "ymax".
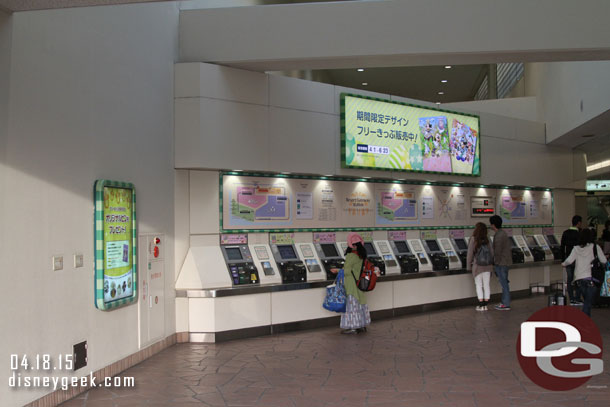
[
  {"xmin": 449, "ymin": 119, "xmax": 478, "ymax": 174},
  {"xmin": 419, "ymin": 116, "xmax": 451, "ymax": 172}
]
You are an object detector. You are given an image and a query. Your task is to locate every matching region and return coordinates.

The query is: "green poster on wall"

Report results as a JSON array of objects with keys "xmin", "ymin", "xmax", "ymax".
[{"xmin": 94, "ymin": 180, "xmax": 137, "ymax": 311}]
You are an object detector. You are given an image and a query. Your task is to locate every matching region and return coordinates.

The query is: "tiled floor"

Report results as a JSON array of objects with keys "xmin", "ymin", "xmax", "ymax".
[{"xmin": 59, "ymin": 296, "xmax": 610, "ymax": 407}]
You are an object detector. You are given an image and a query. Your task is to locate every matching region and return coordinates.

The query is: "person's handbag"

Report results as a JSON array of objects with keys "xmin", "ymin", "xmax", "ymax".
[
  {"xmin": 322, "ymin": 269, "xmax": 347, "ymax": 313},
  {"xmin": 591, "ymin": 245, "xmax": 606, "ymax": 287}
]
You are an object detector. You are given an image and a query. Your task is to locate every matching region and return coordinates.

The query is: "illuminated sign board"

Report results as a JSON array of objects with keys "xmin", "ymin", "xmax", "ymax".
[
  {"xmin": 586, "ymin": 180, "xmax": 610, "ymax": 191},
  {"xmin": 341, "ymin": 93, "xmax": 480, "ymax": 175},
  {"xmin": 471, "ymin": 196, "xmax": 495, "ymax": 217},
  {"xmin": 94, "ymin": 180, "xmax": 137, "ymax": 310}
]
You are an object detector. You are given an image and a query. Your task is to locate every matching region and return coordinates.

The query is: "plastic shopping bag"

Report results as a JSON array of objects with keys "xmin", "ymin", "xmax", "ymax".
[
  {"xmin": 322, "ymin": 269, "xmax": 347, "ymax": 313},
  {"xmin": 600, "ymin": 262, "xmax": 610, "ymax": 298}
]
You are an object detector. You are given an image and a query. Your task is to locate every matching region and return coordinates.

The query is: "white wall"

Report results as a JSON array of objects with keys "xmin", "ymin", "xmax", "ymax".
[
  {"xmin": 444, "ymin": 97, "xmax": 538, "ymax": 123},
  {"xmin": 180, "ymin": 0, "xmax": 610, "ymax": 71},
  {"xmin": 0, "ymin": 3, "xmax": 178, "ymax": 406},
  {"xmin": 176, "ymin": 63, "xmax": 576, "ymax": 188},
  {"xmin": 524, "ymin": 61, "xmax": 610, "ymax": 142}
]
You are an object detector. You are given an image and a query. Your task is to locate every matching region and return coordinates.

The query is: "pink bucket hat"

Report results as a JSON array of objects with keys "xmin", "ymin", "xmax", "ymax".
[{"xmin": 347, "ymin": 232, "xmax": 364, "ymax": 249}]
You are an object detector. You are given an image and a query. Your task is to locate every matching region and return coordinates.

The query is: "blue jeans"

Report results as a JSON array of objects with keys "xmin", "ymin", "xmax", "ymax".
[
  {"xmin": 576, "ymin": 279, "xmax": 598, "ymax": 317},
  {"xmin": 566, "ymin": 264, "xmax": 582, "ymax": 302},
  {"xmin": 494, "ymin": 265, "xmax": 510, "ymax": 306}
]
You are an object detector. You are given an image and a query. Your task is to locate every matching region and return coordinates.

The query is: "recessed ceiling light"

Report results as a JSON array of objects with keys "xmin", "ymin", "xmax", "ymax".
[
  {"xmin": 445, "ymin": 65, "xmax": 452, "ymax": 69},
  {"xmin": 357, "ymin": 68, "xmax": 364, "ymax": 72},
  {"xmin": 438, "ymin": 91, "xmax": 444, "ymax": 95},
  {"xmin": 435, "ymin": 102, "xmax": 441, "ymax": 105},
  {"xmin": 441, "ymin": 79, "xmax": 448, "ymax": 83},
  {"xmin": 362, "ymin": 82, "xmax": 368, "ymax": 86}
]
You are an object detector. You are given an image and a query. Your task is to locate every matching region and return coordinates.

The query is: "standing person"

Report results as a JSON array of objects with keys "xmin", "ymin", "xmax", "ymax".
[
  {"xmin": 561, "ymin": 228, "xmax": 608, "ymax": 317},
  {"xmin": 467, "ymin": 223, "xmax": 494, "ymax": 311},
  {"xmin": 561, "ymin": 215, "xmax": 582, "ymax": 305},
  {"xmin": 601, "ymin": 220, "xmax": 610, "ymax": 255},
  {"xmin": 331, "ymin": 232, "xmax": 371, "ymax": 334},
  {"xmin": 490, "ymin": 215, "xmax": 511, "ymax": 310}
]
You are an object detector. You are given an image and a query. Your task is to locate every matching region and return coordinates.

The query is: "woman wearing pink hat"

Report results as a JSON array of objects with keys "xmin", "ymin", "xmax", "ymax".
[{"xmin": 332, "ymin": 232, "xmax": 373, "ymax": 334}]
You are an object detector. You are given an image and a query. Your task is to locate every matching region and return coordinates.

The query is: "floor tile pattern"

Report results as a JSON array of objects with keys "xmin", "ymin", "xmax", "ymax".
[{"xmin": 59, "ymin": 296, "xmax": 610, "ymax": 407}]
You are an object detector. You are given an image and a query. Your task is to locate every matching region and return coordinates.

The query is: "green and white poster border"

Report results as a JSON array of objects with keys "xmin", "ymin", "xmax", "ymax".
[{"xmin": 94, "ymin": 179, "xmax": 138, "ymax": 311}]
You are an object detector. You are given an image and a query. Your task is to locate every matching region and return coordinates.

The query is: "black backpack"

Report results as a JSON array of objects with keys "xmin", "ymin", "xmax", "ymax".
[{"xmin": 475, "ymin": 243, "xmax": 492, "ymax": 266}]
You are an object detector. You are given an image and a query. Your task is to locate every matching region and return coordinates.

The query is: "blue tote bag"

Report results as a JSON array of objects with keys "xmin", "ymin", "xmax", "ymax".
[{"xmin": 322, "ymin": 269, "xmax": 347, "ymax": 313}]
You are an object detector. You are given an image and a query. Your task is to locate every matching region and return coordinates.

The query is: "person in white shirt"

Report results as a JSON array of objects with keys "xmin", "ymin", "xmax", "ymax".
[{"xmin": 562, "ymin": 228, "xmax": 608, "ymax": 316}]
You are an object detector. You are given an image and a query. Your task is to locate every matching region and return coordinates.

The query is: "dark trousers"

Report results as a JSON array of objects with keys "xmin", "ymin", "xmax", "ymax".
[
  {"xmin": 576, "ymin": 279, "xmax": 598, "ymax": 317},
  {"xmin": 566, "ymin": 264, "xmax": 582, "ymax": 302}
]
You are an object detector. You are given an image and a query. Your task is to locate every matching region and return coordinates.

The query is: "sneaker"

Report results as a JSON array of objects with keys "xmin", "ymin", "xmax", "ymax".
[
  {"xmin": 483, "ymin": 305, "xmax": 488, "ymax": 311},
  {"xmin": 570, "ymin": 301, "xmax": 583, "ymax": 306},
  {"xmin": 494, "ymin": 304, "xmax": 511, "ymax": 311},
  {"xmin": 356, "ymin": 327, "xmax": 367, "ymax": 333},
  {"xmin": 341, "ymin": 329, "xmax": 358, "ymax": 334},
  {"xmin": 475, "ymin": 305, "xmax": 484, "ymax": 311}
]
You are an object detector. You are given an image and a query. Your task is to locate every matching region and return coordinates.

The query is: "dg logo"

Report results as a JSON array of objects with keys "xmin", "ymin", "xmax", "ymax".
[{"xmin": 517, "ymin": 306, "xmax": 604, "ymax": 391}]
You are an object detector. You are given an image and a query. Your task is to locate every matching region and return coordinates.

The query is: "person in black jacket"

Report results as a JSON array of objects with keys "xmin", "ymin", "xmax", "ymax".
[{"xmin": 561, "ymin": 215, "xmax": 582, "ymax": 305}]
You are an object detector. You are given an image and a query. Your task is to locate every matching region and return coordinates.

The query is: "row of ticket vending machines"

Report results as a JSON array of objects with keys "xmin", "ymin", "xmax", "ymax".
[{"xmin": 218, "ymin": 232, "xmax": 563, "ymax": 286}]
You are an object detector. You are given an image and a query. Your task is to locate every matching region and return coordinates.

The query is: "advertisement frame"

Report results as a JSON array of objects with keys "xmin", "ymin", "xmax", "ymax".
[
  {"xmin": 94, "ymin": 179, "xmax": 138, "ymax": 311},
  {"xmin": 340, "ymin": 93, "xmax": 482, "ymax": 176}
]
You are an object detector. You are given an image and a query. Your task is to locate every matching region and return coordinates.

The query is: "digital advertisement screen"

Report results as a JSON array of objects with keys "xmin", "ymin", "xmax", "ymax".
[
  {"xmin": 342, "ymin": 94, "xmax": 480, "ymax": 175},
  {"xmin": 321, "ymin": 243, "xmax": 339, "ymax": 258},
  {"xmin": 94, "ymin": 180, "xmax": 137, "ymax": 311},
  {"xmin": 278, "ymin": 245, "xmax": 297, "ymax": 259}
]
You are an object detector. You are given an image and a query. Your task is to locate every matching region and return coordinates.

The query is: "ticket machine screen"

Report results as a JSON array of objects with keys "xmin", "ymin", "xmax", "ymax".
[
  {"xmin": 394, "ymin": 241, "xmax": 410, "ymax": 253},
  {"xmin": 454, "ymin": 239, "xmax": 468, "ymax": 251},
  {"xmin": 364, "ymin": 242, "xmax": 377, "ymax": 256},
  {"xmin": 526, "ymin": 236, "xmax": 537, "ymax": 247},
  {"xmin": 321, "ymin": 244, "xmax": 339, "ymax": 258},
  {"xmin": 547, "ymin": 235, "xmax": 558, "ymax": 245},
  {"xmin": 510, "ymin": 237, "xmax": 517, "ymax": 247},
  {"xmin": 278, "ymin": 245, "xmax": 297, "ymax": 260},
  {"xmin": 225, "ymin": 247, "xmax": 243, "ymax": 260},
  {"xmin": 426, "ymin": 239, "xmax": 440, "ymax": 252}
]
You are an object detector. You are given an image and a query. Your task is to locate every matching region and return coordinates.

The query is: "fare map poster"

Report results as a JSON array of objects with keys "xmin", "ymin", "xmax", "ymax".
[
  {"xmin": 341, "ymin": 94, "xmax": 480, "ymax": 175},
  {"xmin": 94, "ymin": 180, "xmax": 137, "ymax": 311},
  {"xmin": 221, "ymin": 174, "xmax": 552, "ymax": 232}
]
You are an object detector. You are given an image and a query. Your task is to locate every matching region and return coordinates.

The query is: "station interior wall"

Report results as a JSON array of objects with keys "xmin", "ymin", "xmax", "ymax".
[
  {"xmin": 0, "ymin": 4, "xmax": 180, "ymax": 407},
  {"xmin": 0, "ymin": 2, "xmax": 602, "ymax": 406}
]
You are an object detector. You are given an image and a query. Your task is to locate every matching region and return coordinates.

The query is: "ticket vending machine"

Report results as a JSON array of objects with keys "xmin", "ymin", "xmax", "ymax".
[
  {"xmin": 248, "ymin": 244, "xmax": 282, "ymax": 285},
  {"xmin": 363, "ymin": 241, "xmax": 386, "ymax": 275},
  {"xmin": 407, "ymin": 239, "xmax": 433, "ymax": 272},
  {"xmin": 337, "ymin": 241, "xmax": 348, "ymax": 256},
  {"xmin": 422, "ymin": 239, "xmax": 449, "ymax": 271},
  {"xmin": 534, "ymin": 235, "xmax": 554, "ymax": 260},
  {"xmin": 451, "ymin": 238, "xmax": 469, "ymax": 269},
  {"xmin": 314, "ymin": 242, "xmax": 345, "ymax": 280},
  {"xmin": 525, "ymin": 235, "xmax": 546, "ymax": 261},
  {"xmin": 438, "ymin": 238, "xmax": 462, "ymax": 270},
  {"xmin": 544, "ymin": 234, "xmax": 562, "ymax": 260},
  {"xmin": 512, "ymin": 235, "xmax": 533, "ymax": 263},
  {"xmin": 295, "ymin": 242, "xmax": 325, "ymax": 281},
  {"xmin": 372, "ymin": 240, "xmax": 401, "ymax": 275},
  {"xmin": 508, "ymin": 236, "xmax": 525, "ymax": 264},
  {"xmin": 220, "ymin": 245, "xmax": 260, "ymax": 285},
  {"xmin": 388, "ymin": 240, "xmax": 419, "ymax": 273},
  {"xmin": 270, "ymin": 244, "xmax": 307, "ymax": 283}
]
